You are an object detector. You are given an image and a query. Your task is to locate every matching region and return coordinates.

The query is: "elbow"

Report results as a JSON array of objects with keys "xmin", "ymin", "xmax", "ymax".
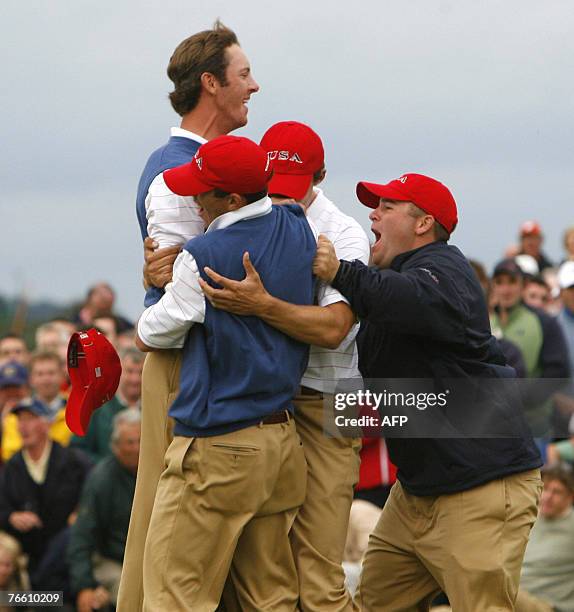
[
  {"xmin": 315, "ymin": 316, "xmax": 355, "ymax": 350},
  {"xmin": 135, "ymin": 334, "xmax": 153, "ymax": 352},
  {"xmin": 316, "ymin": 329, "xmax": 347, "ymax": 350}
]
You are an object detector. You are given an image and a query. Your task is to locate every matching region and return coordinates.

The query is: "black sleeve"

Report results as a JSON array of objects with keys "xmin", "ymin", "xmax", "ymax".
[
  {"xmin": 0, "ymin": 463, "xmax": 17, "ymax": 529},
  {"xmin": 498, "ymin": 338, "xmax": 527, "ymax": 378},
  {"xmin": 332, "ymin": 259, "xmax": 467, "ymax": 342},
  {"xmin": 538, "ymin": 314, "xmax": 570, "ymax": 379},
  {"xmin": 71, "ymin": 448, "xmax": 95, "ymax": 478},
  {"xmin": 522, "ymin": 312, "xmax": 570, "ymax": 406},
  {"xmin": 67, "ymin": 476, "xmax": 102, "ymax": 593}
]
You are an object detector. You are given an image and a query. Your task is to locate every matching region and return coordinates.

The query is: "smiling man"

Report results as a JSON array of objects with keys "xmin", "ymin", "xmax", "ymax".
[
  {"xmin": 313, "ymin": 173, "xmax": 543, "ymax": 611},
  {"xmin": 515, "ymin": 464, "xmax": 574, "ymax": 612},
  {"xmin": 118, "ymin": 21, "xmax": 260, "ymax": 611}
]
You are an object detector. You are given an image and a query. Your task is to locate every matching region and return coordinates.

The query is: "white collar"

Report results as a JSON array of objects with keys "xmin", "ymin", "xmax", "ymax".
[
  {"xmin": 23, "ymin": 439, "xmax": 52, "ymax": 467},
  {"xmin": 206, "ymin": 197, "xmax": 273, "ymax": 233},
  {"xmin": 116, "ymin": 391, "xmax": 140, "ymax": 411},
  {"xmin": 306, "ymin": 187, "xmax": 331, "ymax": 220},
  {"xmin": 170, "ymin": 127, "xmax": 208, "ymax": 145}
]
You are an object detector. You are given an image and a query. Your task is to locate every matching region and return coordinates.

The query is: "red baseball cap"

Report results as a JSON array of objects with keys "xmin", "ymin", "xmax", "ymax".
[
  {"xmin": 260, "ymin": 121, "xmax": 325, "ymax": 201},
  {"xmin": 356, "ymin": 173, "xmax": 458, "ymax": 234},
  {"xmin": 164, "ymin": 135, "xmax": 272, "ymax": 197},
  {"xmin": 65, "ymin": 329, "xmax": 122, "ymax": 436},
  {"xmin": 520, "ymin": 220, "xmax": 542, "ymax": 237}
]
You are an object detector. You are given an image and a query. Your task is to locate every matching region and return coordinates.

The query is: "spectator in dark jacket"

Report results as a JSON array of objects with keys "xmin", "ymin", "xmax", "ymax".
[
  {"xmin": 469, "ymin": 258, "xmax": 528, "ymax": 378},
  {"xmin": 490, "ymin": 258, "xmax": 570, "ymax": 452},
  {"xmin": 68, "ymin": 409, "xmax": 140, "ymax": 612},
  {"xmin": 0, "ymin": 397, "xmax": 91, "ymax": 592},
  {"xmin": 313, "ymin": 172, "xmax": 543, "ymax": 611}
]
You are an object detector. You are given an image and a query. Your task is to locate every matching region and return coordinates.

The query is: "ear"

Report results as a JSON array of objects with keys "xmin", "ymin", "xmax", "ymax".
[
  {"xmin": 313, "ymin": 167, "xmax": 327, "ymax": 186},
  {"xmin": 227, "ymin": 193, "xmax": 245, "ymax": 211},
  {"xmin": 200, "ymin": 72, "xmax": 218, "ymax": 95},
  {"xmin": 415, "ymin": 215, "xmax": 435, "ymax": 237}
]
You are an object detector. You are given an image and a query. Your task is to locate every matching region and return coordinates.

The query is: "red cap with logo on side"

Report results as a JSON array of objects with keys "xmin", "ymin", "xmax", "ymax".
[
  {"xmin": 260, "ymin": 121, "xmax": 325, "ymax": 201},
  {"xmin": 356, "ymin": 173, "xmax": 458, "ymax": 234},
  {"xmin": 163, "ymin": 135, "xmax": 272, "ymax": 197},
  {"xmin": 66, "ymin": 328, "xmax": 122, "ymax": 436}
]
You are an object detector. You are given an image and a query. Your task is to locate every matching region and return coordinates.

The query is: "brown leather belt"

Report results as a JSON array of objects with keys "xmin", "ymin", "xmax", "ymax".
[
  {"xmin": 260, "ymin": 410, "xmax": 291, "ymax": 425},
  {"xmin": 299, "ymin": 385, "xmax": 324, "ymax": 398}
]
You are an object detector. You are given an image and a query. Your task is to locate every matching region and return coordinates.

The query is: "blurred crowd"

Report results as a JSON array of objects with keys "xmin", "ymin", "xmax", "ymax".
[
  {"xmin": 0, "ymin": 221, "xmax": 574, "ymax": 611},
  {"xmin": 0, "ymin": 284, "xmax": 140, "ymax": 612}
]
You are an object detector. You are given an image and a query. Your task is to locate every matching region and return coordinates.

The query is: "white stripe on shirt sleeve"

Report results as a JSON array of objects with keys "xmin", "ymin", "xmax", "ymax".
[
  {"xmin": 145, "ymin": 174, "xmax": 205, "ymax": 248},
  {"xmin": 137, "ymin": 250, "xmax": 206, "ymax": 349}
]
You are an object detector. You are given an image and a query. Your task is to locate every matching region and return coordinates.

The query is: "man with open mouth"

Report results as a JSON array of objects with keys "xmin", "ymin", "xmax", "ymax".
[{"xmin": 313, "ymin": 173, "xmax": 543, "ymax": 611}]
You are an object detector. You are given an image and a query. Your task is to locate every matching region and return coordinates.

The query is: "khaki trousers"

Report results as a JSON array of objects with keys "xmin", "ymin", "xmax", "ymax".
[
  {"xmin": 142, "ymin": 419, "xmax": 307, "ymax": 612},
  {"xmin": 356, "ymin": 469, "xmax": 543, "ymax": 612},
  {"xmin": 117, "ymin": 350, "xmax": 181, "ymax": 612},
  {"xmin": 290, "ymin": 392, "xmax": 361, "ymax": 612}
]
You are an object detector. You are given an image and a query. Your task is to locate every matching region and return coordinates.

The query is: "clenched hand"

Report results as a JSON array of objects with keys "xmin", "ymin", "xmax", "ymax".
[
  {"xmin": 313, "ymin": 235, "xmax": 340, "ymax": 283},
  {"xmin": 143, "ymin": 237, "xmax": 181, "ymax": 289}
]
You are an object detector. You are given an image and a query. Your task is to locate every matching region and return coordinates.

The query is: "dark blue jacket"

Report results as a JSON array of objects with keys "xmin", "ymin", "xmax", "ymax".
[{"xmin": 333, "ymin": 240, "xmax": 542, "ymax": 496}]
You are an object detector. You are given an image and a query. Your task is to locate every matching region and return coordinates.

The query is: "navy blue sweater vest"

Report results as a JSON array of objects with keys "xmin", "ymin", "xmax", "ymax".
[
  {"xmin": 136, "ymin": 136, "xmax": 202, "ymax": 307},
  {"xmin": 170, "ymin": 204, "xmax": 316, "ymax": 437}
]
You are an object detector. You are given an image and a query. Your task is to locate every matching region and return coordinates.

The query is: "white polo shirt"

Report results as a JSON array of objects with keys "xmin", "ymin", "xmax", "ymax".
[{"xmin": 302, "ymin": 188, "xmax": 370, "ymax": 393}]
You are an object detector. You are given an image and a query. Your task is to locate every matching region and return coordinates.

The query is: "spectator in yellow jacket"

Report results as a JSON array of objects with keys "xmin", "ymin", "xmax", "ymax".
[{"xmin": 2, "ymin": 351, "xmax": 70, "ymax": 461}]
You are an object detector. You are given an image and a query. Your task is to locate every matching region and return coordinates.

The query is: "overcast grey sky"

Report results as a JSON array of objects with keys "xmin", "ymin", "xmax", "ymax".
[{"xmin": 2, "ymin": 0, "xmax": 573, "ymax": 320}]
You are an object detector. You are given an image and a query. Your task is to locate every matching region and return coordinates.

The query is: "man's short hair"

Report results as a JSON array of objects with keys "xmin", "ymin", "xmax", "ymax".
[
  {"xmin": 111, "ymin": 408, "xmax": 141, "ymax": 446},
  {"xmin": 93, "ymin": 314, "xmax": 119, "ymax": 334},
  {"xmin": 524, "ymin": 275, "xmax": 549, "ymax": 290},
  {"xmin": 35, "ymin": 322, "xmax": 70, "ymax": 346},
  {"xmin": 312, "ymin": 165, "xmax": 325, "ymax": 184},
  {"xmin": 29, "ymin": 350, "xmax": 63, "ymax": 372},
  {"xmin": 0, "ymin": 333, "xmax": 26, "ymax": 345},
  {"xmin": 542, "ymin": 463, "xmax": 574, "ymax": 493},
  {"xmin": 168, "ymin": 20, "xmax": 239, "ymax": 116},
  {"xmin": 86, "ymin": 282, "xmax": 115, "ymax": 301},
  {"xmin": 212, "ymin": 188, "xmax": 268, "ymax": 205},
  {"xmin": 119, "ymin": 347, "xmax": 145, "ymax": 365}
]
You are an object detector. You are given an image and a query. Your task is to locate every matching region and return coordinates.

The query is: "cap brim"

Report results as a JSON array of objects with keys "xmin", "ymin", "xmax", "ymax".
[
  {"xmin": 12, "ymin": 406, "xmax": 43, "ymax": 417},
  {"xmin": 493, "ymin": 268, "xmax": 522, "ymax": 279},
  {"xmin": 66, "ymin": 383, "xmax": 97, "ymax": 437},
  {"xmin": 356, "ymin": 182, "xmax": 411, "ymax": 208},
  {"xmin": 164, "ymin": 163, "xmax": 214, "ymax": 197},
  {"xmin": 0, "ymin": 379, "xmax": 27, "ymax": 388},
  {"xmin": 267, "ymin": 173, "xmax": 313, "ymax": 201}
]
